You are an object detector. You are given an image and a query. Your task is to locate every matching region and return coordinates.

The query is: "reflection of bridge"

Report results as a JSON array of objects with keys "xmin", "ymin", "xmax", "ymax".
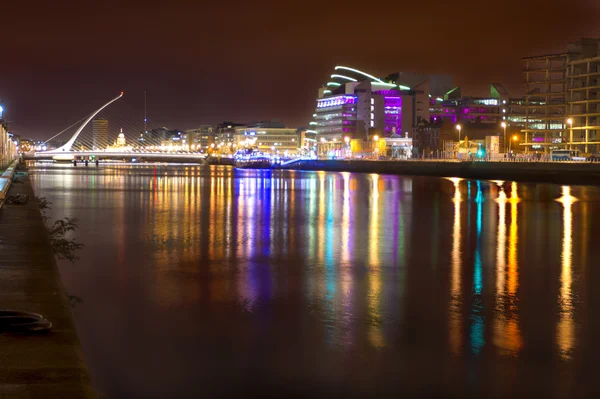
[{"xmin": 29, "ymin": 92, "xmax": 218, "ymax": 163}]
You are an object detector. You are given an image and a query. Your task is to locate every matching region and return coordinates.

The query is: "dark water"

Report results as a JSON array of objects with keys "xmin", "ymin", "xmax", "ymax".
[{"xmin": 30, "ymin": 163, "xmax": 600, "ymax": 398}]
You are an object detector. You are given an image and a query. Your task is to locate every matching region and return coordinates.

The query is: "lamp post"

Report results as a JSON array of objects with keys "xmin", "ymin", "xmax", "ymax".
[
  {"xmin": 344, "ymin": 136, "xmax": 350, "ymax": 158},
  {"xmin": 510, "ymin": 134, "xmax": 518, "ymax": 153},
  {"xmin": 501, "ymin": 122, "xmax": 507, "ymax": 153},
  {"xmin": 456, "ymin": 124, "xmax": 462, "ymax": 158},
  {"xmin": 567, "ymin": 118, "xmax": 573, "ymax": 150}
]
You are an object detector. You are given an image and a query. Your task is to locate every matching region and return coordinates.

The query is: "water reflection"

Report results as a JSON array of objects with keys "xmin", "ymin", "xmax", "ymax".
[
  {"xmin": 27, "ymin": 164, "xmax": 600, "ymax": 397},
  {"xmin": 556, "ymin": 186, "xmax": 577, "ymax": 360},
  {"xmin": 493, "ymin": 181, "xmax": 523, "ymax": 356},
  {"xmin": 448, "ymin": 177, "xmax": 463, "ymax": 354},
  {"xmin": 368, "ymin": 174, "xmax": 383, "ymax": 348}
]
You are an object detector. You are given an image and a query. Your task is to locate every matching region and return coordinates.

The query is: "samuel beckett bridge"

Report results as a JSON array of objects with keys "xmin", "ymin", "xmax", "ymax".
[{"xmin": 26, "ymin": 93, "xmax": 215, "ymax": 163}]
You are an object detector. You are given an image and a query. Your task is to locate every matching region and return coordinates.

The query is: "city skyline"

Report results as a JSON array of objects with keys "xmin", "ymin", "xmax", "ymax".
[{"xmin": 3, "ymin": 0, "xmax": 599, "ymax": 140}]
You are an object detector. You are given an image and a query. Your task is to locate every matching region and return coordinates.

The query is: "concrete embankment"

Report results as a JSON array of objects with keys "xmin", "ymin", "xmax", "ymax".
[
  {"xmin": 279, "ymin": 159, "xmax": 600, "ymax": 185},
  {"xmin": 0, "ymin": 165, "xmax": 95, "ymax": 398}
]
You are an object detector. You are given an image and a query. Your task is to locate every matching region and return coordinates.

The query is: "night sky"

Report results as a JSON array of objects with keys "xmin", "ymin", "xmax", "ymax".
[{"xmin": 3, "ymin": 0, "xmax": 599, "ymax": 139}]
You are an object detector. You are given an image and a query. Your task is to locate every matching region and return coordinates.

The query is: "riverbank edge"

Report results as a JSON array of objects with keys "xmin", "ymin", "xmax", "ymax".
[
  {"xmin": 0, "ymin": 164, "xmax": 96, "ymax": 398},
  {"xmin": 278, "ymin": 160, "xmax": 600, "ymax": 185}
]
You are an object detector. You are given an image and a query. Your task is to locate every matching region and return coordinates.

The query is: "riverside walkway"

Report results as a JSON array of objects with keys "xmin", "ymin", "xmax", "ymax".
[{"xmin": 0, "ymin": 169, "xmax": 94, "ymax": 397}]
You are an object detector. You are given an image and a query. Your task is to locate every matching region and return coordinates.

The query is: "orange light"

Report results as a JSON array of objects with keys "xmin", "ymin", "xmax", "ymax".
[{"xmin": 512, "ymin": 135, "xmax": 518, "ymax": 141}]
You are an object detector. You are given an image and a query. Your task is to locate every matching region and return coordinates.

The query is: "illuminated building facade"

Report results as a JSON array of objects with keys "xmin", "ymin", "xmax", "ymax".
[
  {"xmin": 429, "ymin": 84, "xmax": 509, "ymax": 125},
  {"xmin": 313, "ymin": 66, "xmax": 452, "ymax": 155},
  {"xmin": 184, "ymin": 125, "xmax": 215, "ymax": 150},
  {"xmin": 215, "ymin": 121, "xmax": 245, "ymax": 146},
  {"xmin": 115, "ymin": 128, "xmax": 126, "ymax": 147},
  {"xmin": 234, "ymin": 126, "xmax": 301, "ymax": 155},
  {"xmin": 0, "ymin": 111, "xmax": 17, "ymax": 166},
  {"xmin": 521, "ymin": 38, "xmax": 600, "ymax": 153}
]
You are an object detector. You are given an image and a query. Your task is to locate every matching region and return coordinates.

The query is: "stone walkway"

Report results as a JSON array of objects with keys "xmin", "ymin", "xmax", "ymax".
[{"xmin": 0, "ymin": 172, "xmax": 95, "ymax": 397}]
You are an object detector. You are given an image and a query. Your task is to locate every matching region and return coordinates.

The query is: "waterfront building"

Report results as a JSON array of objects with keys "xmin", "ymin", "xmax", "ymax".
[
  {"xmin": 429, "ymin": 84, "xmax": 509, "ymax": 125},
  {"xmin": 149, "ymin": 127, "xmax": 170, "ymax": 143},
  {"xmin": 522, "ymin": 37, "xmax": 600, "ymax": 153},
  {"xmin": 0, "ymin": 108, "xmax": 18, "ymax": 165},
  {"xmin": 92, "ymin": 118, "xmax": 109, "ymax": 150},
  {"xmin": 312, "ymin": 66, "xmax": 452, "ymax": 156},
  {"xmin": 184, "ymin": 125, "xmax": 215, "ymax": 150},
  {"xmin": 234, "ymin": 123, "xmax": 301, "ymax": 155},
  {"xmin": 215, "ymin": 122, "xmax": 245, "ymax": 147},
  {"xmin": 412, "ymin": 120, "xmax": 441, "ymax": 155}
]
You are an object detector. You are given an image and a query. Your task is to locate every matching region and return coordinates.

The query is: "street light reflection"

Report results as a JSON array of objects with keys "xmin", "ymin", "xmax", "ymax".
[{"xmin": 556, "ymin": 186, "xmax": 578, "ymax": 360}]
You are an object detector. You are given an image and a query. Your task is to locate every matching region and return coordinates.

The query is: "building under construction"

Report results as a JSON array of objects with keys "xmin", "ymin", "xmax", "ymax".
[{"xmin": 522, "ymin": 38, "xmax": 600, "ymax": 153}]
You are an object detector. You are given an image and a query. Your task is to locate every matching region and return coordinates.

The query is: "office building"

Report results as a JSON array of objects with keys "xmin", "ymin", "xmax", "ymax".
[
  {"xmin": 234, "ymin": 123, "xmax": 301, "ymax": 155},
  {"xmin": 522, "ymin": 37, "xmax": 600, "ymax": 152},
  {"xmin": 184, "ymin": 125, "xmax": 215, "ymax": 150},
  {"xmin": 312, "ymin": 66, "xmax": 452, "ymax": 155},
  {"xmin": 92, "ymin": 118, "xmax": 108, "ymax": 150}
]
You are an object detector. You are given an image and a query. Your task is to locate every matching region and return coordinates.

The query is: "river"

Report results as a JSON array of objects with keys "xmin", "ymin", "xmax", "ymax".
[{"xmin": 30, "ymin": 163, "xmax": 600, "ymax": 398}]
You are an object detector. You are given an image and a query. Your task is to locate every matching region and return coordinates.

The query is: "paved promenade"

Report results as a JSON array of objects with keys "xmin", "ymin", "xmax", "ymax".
[{"xmin": 0, "ymin": 171, "xmax": 95, "ymax": 397}]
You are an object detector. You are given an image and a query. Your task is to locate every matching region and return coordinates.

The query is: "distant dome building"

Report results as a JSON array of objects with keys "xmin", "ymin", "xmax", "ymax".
[{"xmin": 116, "ymin": 128, "xmax": 126, "ymax": 147}]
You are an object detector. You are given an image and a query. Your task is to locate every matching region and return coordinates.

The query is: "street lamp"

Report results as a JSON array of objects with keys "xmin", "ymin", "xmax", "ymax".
[
  {"xmin": 510, "ymin": 134, "xmax": 518, "ymax": 153},
  {"xmin": 456, "ymin": 124, "xmax": 462, "ymax": 158},
  {"xmin": 501, "ymin": 122, "xmax": 507, "ymax": 153},
  {"xmin": 567, "ymin": 118, "xmax": 573, "ymax": 149}
]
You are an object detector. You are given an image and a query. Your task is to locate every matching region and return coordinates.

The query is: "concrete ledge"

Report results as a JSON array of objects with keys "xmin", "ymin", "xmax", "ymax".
[
  {"xmin": 0, "ymin": 169, "xmax": 95, "ymax": 398},
  {"xmin": 0, "ymin": 178, "xmax": 10, "ymax": 200},
  {"xmin": 0, "ymin": 160, "xmax": 18, "ymax": 202},
  {"xmin": 279, "ymin": 160, "xmax": 600, "ymax": 185}
]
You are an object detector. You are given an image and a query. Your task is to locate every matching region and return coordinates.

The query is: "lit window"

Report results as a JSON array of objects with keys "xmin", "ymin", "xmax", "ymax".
[
  {"xmin": 371, "ymin": 98, "xmax": 374, "ymax": 105},
  {"xmin": 371, "ymin": 113, "xmax": 374, "ymax": 120}
]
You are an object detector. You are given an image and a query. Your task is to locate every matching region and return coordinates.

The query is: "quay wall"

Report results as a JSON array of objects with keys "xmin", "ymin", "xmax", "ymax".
[{"xmin": 279, "ymin": 160, "xmax": 600, "ymax": 185}]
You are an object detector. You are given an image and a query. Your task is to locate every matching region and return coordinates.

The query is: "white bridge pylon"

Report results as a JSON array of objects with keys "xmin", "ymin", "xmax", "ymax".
[{"xmin": 41, "ymin": 92, "xmax": 124, "ymax": 156}]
